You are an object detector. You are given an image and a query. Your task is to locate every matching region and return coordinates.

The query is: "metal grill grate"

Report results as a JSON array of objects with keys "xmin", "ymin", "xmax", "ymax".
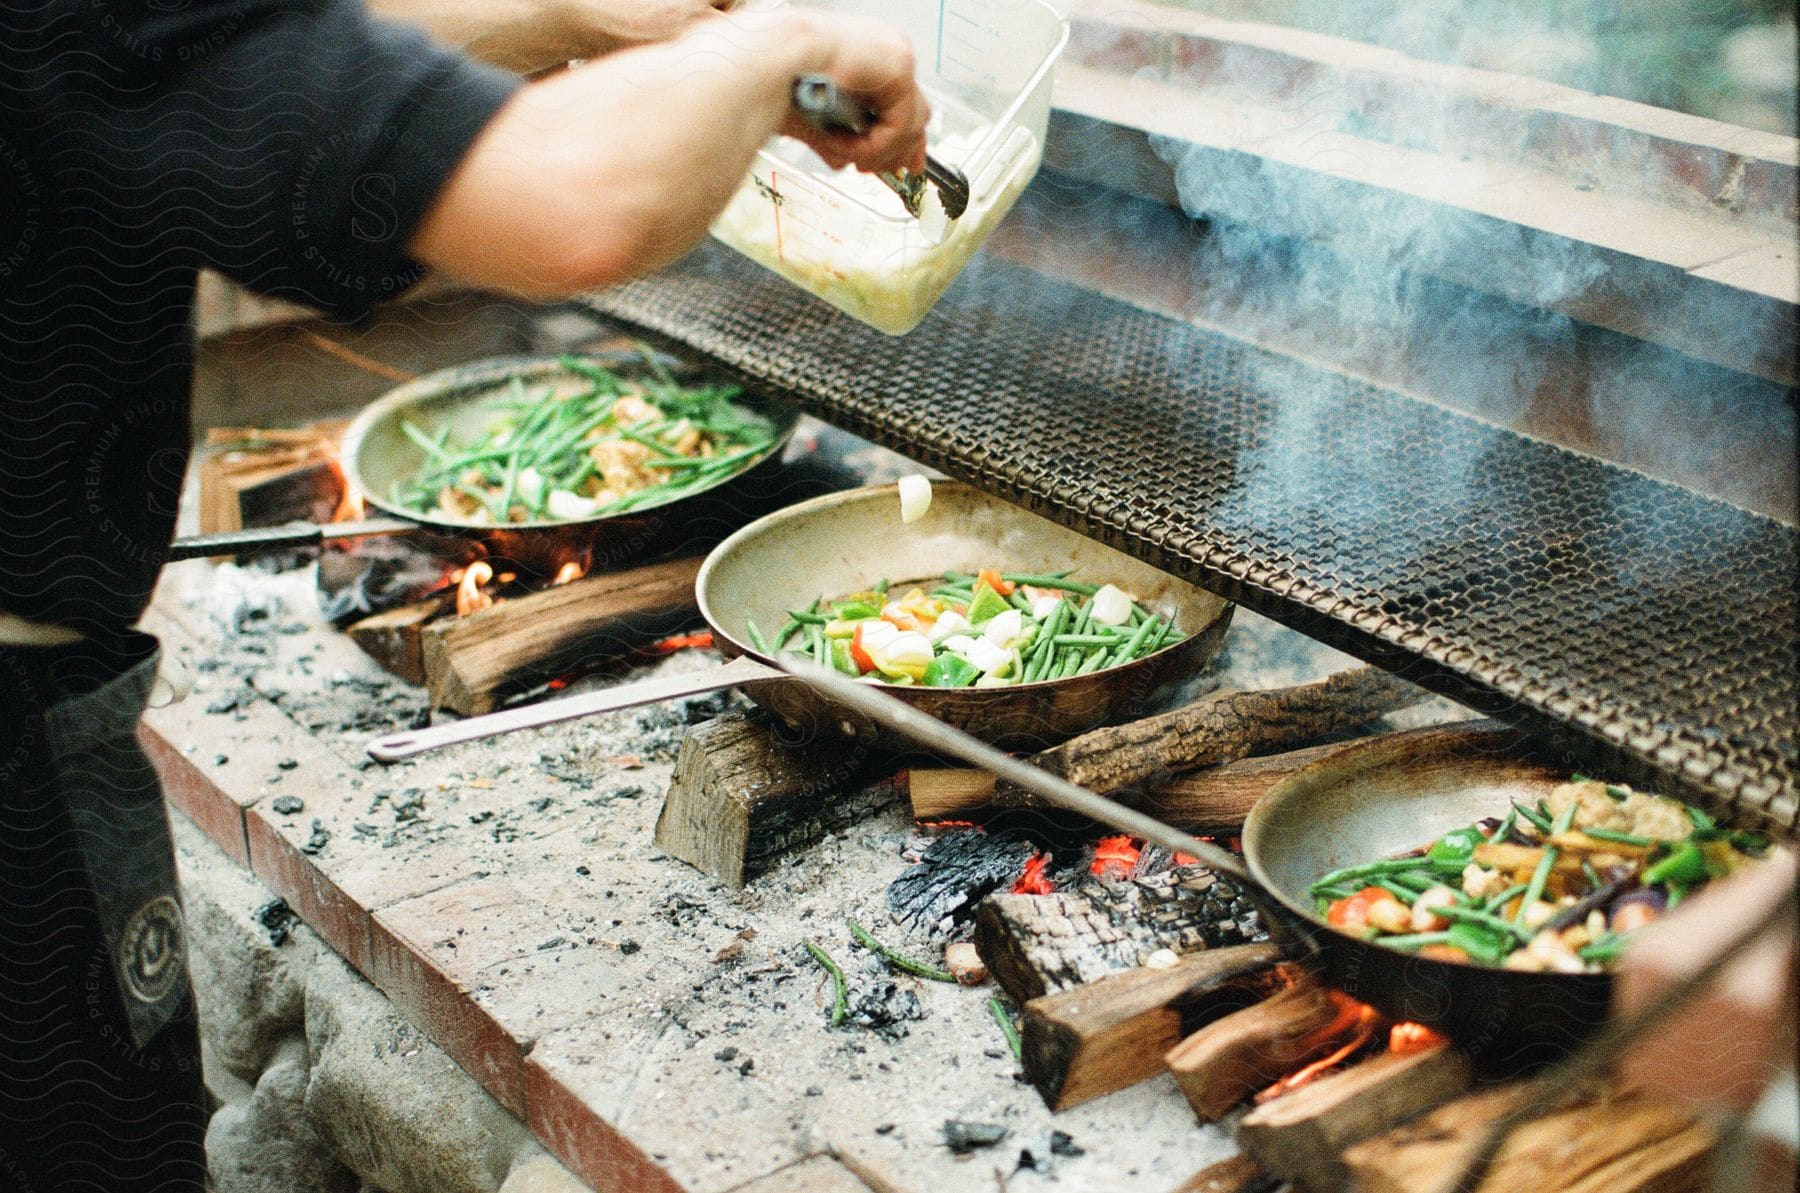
[{"xmin": 583, "ymin": 244, "xmax": 1799, "ymax": 833}]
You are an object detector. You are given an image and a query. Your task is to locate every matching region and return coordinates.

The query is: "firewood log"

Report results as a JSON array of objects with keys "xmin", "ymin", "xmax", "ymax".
[
  {"xmin": 1233, "ymin": 1044, "xmax": 1474, "ymax": 1191},
  {"xmin": 1018, "ymin": 943, "xmax": 1283, "ymax": 1110},
  {"xmin": 990, "ymin": 668, "xmax": 1421, "ymax": 810},
  {"xmin": 653, "ymin": 711, "xmax": 902, "ymax": 888},
  {"xmin": 974, "ymin": 864, "xmax": 1267, "ymax": 1004},
  {"xmin": 906, "ymin": 740, "xmax": 1348, "ymax": 826},
  {"xmin": 423, "ymin": 555, "xmax": 703, "ymax": 714},
  {"xmin": 1340, "ymin": 1079, "xmax": 1714, "ymax": 1193}
]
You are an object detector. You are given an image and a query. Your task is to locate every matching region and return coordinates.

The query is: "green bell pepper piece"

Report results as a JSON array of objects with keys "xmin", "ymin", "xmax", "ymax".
[
  {"xmin": 1446, "ymin": 920, "xmax": 1515, "ymax": 965},
  {"xmin": 1427, "ymin": 826, "xmax": 1485, "ymax": 873},
  {"xmin": 832, "ymin": 599, "xmax": 882, "ymax": 621},
  {"xmin": 965, "ymin": 583, "xmax": 1012, "ymax": 626},
  {"xmin": 922, "ymin": 653, "xmax": 980, "ymax": 688},
  {"xmin": 1644, "ymin": 842, "xmax": 1708, "ymax": 887}
]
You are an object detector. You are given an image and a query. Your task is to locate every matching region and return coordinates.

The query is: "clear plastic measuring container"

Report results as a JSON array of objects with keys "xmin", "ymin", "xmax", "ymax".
[{"xmin": 709, "ymin": 0, "xmax": 1069, "ymax": 335}]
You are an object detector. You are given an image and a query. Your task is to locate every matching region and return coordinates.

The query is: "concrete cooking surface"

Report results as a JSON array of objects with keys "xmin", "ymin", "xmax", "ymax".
[{"xmin": 144, "ymin": 551, "xmax": 1467, "ymax": 1193}]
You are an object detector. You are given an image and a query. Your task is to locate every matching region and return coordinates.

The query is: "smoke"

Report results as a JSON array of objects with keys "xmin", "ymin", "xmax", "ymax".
[{"xmin": 1110, "ymin": 11, "xmax": 1797, "ymax": 527}]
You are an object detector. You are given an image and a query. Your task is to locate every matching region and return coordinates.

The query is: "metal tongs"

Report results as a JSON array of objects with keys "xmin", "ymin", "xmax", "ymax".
[{"xmin": 791, "ymin": 75, "xmax": 970, "ymax": 220}]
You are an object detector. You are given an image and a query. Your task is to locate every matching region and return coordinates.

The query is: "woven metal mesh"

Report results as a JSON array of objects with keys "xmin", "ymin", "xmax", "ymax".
[{"xmin": 584, "ymin": 243, "xmax": 1799, "ymax": 833}]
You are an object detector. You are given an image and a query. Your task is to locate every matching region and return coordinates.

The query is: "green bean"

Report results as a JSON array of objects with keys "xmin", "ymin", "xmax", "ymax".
[
  {"xmin": 847, "ymin": 920, "xmax": 955, "ymax": 982},
  {"xmin": 1514, "ymin": 845, "xmax": 1560, "ymax": 928},
  {"xmin": 988, "ymin": 997, "xmax": 1021, "ymax": 1059},
  {"xmin": 744, "ymin": 615, "xmax": 771, "ymax": 654},
  {"xmin": 1112, "ymin": 616, "xmax": 1159, "ymax": 666},
  {"xmin": 803, "ymin": 940, "xmax": 847, "ymax": 1027},
  {"xmin": 1581, "ymin": 827, "xmax": 1654, "ymax": 846},
  {"xmin": 1376, "ymin": 931, "xmax": 1455, "ymax": 951},
  {"xmin": 1512, "ymin": 801, "xmax": 1553, "ymax": 834},
  {"xmin": 1550, "ymin": 798, "xmax": 1579, "ymax": 836},
  {"xmin": 1001, "ymin": 574, "xmax": 1098, "ymax": 594},
  {"xmin": 642, "ymin": 447, "xmax": 762, "ymax": 470},
  {"xmin": 402, "ymin": 420, "xmax": 455, "ymax": 462},
  {"xmin": 1075, "ymin": 645, "xmax": 1110, "ymax": 676},
  {"xmin": 874, "ymin": 578, "xmax": 890, "ymax": 595},
  {"xmin": 1374, "ymin": 878, "xmax": 1420, "ymax": 904},
  {"xmin": 1482, "ymin": 882, "xmax": 1529, "ymax": 914},
  {"xmin": 618, "ymin": 425, "xmax": 681, "ymax": 457},
  {"xmin": 1491, "ymin": 806, "xmax": 1519, "ymax": 845},
  {"xmin": 557, "ymin": 354, "xmax": 625, "ymax": 393},
  {"xmin": 1053, "ymin": 633, "xmax": 1130, "ymax": 647},
  {"xmin": 1439, "ymin": 904, "xmax": 1532, "ymax": 941},
  {"xmin": 1308, "ymin": 857, "xmax": 1436, "ymax": 892},
  {"xmin": 786, "ymin": 609, "xmax": 829, "ymax": 625},
  {"xmin": 941, "ymin": 570, "xmax": 977, "ymax": 585},
  {"xmin": 1385, "ymin": 871, "xmax": 1441, "ymax": 893}
]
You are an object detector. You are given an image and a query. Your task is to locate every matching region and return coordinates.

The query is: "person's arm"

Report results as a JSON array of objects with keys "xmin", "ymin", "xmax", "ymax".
[
  {"xmin": 367, "ymin": 0, "xmax": 735, "ymax": 75},
  {"xmin": 407, "ymin": 7, "xmax": 928, "ymax": 300}
]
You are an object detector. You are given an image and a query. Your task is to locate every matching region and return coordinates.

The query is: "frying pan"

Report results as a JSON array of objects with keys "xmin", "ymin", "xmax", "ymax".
[
  {"xmin": 765, "ymin": 666, "xmax": 1615, "ymax": 1068},
  {"xmin": 1243, "ymin": 723, "xmax": 1612, "ymax": 1067},
  {"xmin": 366, "ymin": 481, "xmax": 1234, "ymax": 760},
  {"xmin": 169, "ymin": 350, "xmax": 800, "ymax": 573}
]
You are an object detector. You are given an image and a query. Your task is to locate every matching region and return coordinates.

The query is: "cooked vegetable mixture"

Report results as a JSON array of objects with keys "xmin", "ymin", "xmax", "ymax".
[
  {"xmin": 745, "ymin": 569, "xmax": 1182, "ymax": 686},
  {"xmin": 392, "ymin": 352, "xmax": 777, "ymax": 525},
  {"xmin": 1309, "ymin": 777, "xmax": 1774, "ymax": 972}
]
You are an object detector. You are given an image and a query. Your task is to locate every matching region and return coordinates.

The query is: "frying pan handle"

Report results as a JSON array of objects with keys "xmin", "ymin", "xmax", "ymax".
[
  {"xmin": 365, "ymin": 653, "xmax": 781, "ymax": 762},
  {"xmin": 168, "ymin": 517, "xmax": 416, "ymax": 561}
]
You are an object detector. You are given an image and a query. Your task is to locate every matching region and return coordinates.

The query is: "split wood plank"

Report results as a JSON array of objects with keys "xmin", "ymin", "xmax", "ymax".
[
  {"xmin": 1340, "ymin": 1079, "xmax": 1714, "ymax": 1193},
  {"xmin": 346, "ymin": 593, "xmax": 453, "ymax": 685},
  {"xmin": 1018, "ymin": 942, "xmax": 1283, "ymax": 1110},
  {"xmin": 990, "ymin": 668, "xmax": 1420, "ymax": 810},
  {"xmin": 974, "ymin": 864, "xmax": 1267, "ymax": 1004},
  {"xmin": 423, "ymin": 555, "xmax": 704, "ymax": 714},
  {"xmin": 907, "ymin": 740, "xmax": 1347, "ymax": 826},
  {"xmin": 1234, "ymin": 1044, "xmax": 1475, "ymax": 1192},
  {"xmin": 1163, "ymin": 978, "xmax": 1343, "ymax": 1122},
  {"xmin": 653, "ymin": 710, "xmax": 903, "ymax": 888}
]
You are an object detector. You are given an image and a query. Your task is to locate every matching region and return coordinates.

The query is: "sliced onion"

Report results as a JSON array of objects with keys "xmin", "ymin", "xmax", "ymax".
[{"xmin": 898, "ymin": 474, "xmax": 933, "ymax": 524}]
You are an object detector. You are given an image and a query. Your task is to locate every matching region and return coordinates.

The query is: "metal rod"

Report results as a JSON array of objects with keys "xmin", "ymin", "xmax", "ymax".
[
  {"xmin": 771, "ymin": 657, "xmax": 1255, "ymax": 883},
  {"xmin": 789, "ymin": 75, "xmax": 970, "ymax": 221}
]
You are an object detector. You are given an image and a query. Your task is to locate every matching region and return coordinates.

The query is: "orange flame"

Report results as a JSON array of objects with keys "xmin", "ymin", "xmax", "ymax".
[
  {"xmin": 1012, "ymin": 853, "xmax": 1055, "ymax": 895},
  {"xmin": 552, "ymin": 559, "xmax": 587, "ymax": 586},
  {"xmin": 456, "ymin": 560, "xmax": 495, "ymax": 617},
  {"xmin": 1388, "ymin": 1022, "xmax": 1449, "ymax": 1055},
  {"xmin": 1090, "ymin": 835, "xmax": 1141, "ymax": 878},
  {"xmin": 1253, "ymin": 994, "xmax": 1381, "ymax": 1104},
  {"xmin": 333, "ymin": 485, "xmax": 365, "ymax": 523}
]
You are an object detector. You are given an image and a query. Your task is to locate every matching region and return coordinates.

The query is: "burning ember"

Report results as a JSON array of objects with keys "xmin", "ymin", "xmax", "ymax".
[
  {"xmin": 1387, "ymin": 1021, "xmax": 1449, "ymax": 1055},
  {"xmin": 1089, "ymin": 835, "xmax": 1141, "ymax": 878},
  {"xmin": 552, "ymin": 558, "xmax": 587, "ymax": 586},
  {"xmin": 1011, "ymin": 853, "xmax": 1055, "ymax": 894}
]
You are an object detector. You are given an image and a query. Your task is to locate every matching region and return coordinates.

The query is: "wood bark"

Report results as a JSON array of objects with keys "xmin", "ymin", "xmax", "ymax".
[
  {"xmin": 1018, "ymin": 943, "xmax": 1283, "ymax": 1111},
  {"xmin": 1234, "ymin": 1044, "xmax": 1474, "ymax": 1191},
  {"xmin": 991, "ymin": 668, "xmax": 1420, "ymax": 810},
  {"xmin": 1162, "ymin": 978, "xmax": 1344, "ymax": 1122},
  {"xmin": 906, "ymin": 740, "xmax": 1348, "ymax": 826},
  {"xmin": 1340, "ymin": 1079, "xmax": 1714, "ymax": 1193},
  {"xmin": 973, "ymin": 864, "xmax": 1267, "ymax": 1004},
  {"xmin": 423, "ymin": 555, "xmax": 704, "ymax": 714},
  {"xmin": 652, "ymin": 710, "xmax": 902, "ymax": 888},
  {"xmin": 346, "ymin": 594, "xmax": 453, "ymax": 685}
]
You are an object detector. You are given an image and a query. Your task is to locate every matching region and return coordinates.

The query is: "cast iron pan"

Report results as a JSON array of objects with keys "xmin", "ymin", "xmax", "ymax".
[{"xmin": 1244, "ymin": 722, "xmax": 1611, "ymax": 1069}]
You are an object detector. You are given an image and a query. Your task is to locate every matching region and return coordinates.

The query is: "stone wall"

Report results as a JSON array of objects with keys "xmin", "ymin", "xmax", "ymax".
[{"xmin": 175, "ymin": 812, "xmax": 590, "ymax": 1193}]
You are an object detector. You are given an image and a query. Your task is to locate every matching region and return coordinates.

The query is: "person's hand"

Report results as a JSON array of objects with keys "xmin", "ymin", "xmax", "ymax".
[
  {"xmin": 1613, "ymin": 849, "xmax": 1796, "ymax": 1112},
  {"xmin": 410, "ymin": 8, "xmax": 931, "ymax": 297}
]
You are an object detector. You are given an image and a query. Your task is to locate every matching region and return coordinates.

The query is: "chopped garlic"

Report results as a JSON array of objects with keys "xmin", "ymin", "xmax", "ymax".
[
  {"xmin": 517, "ymin": 467, "xmax": 545, "ymax": 505},
  {"xmin": 898, "ymin": 474, "xmax": 933, "ymax": 524},
  {"xmin": 1089, "ymin": 583, "xmax": 1133, "ymax": 626}
]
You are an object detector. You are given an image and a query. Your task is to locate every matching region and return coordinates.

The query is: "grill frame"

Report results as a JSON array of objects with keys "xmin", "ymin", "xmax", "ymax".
[{"xmin": 582, "ymin": 242, "xmax": 1799, "ymax": 835}]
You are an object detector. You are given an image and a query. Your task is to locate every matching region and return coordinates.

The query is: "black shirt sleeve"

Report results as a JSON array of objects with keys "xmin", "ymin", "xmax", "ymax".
[{"xmin": 84, "ymin": 0, "xmax": 522, "ymax": 318}]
